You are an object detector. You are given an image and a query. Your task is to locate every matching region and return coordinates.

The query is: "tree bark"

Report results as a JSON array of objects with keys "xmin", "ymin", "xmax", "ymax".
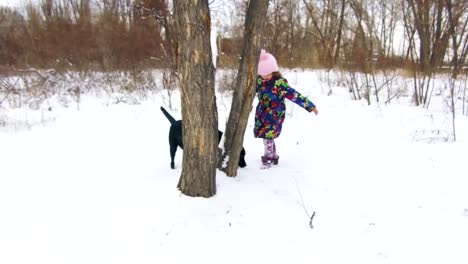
[
  {"xmin": 334, "ymin": 0, "xmax": 346, "ymax": 64},
  {"xmin": 173, "ymin": 0, "xmax": 218, "ymax": 197},
  {"xmin": 218, "ymin": 0, "xmax": 269, "ymax": 177}
]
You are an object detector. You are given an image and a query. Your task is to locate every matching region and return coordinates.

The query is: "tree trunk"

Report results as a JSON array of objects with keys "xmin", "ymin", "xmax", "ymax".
[
  {"xmin": 173, "ymin": 0, "xmax": 218, "ymax": 197},
  {"xmin": 334, "ymin": 0, "xmax": 346, "ymax": 64},
  {"xmin": 218, "ymin": 0, "xmax": 269, "ymax": 177}
]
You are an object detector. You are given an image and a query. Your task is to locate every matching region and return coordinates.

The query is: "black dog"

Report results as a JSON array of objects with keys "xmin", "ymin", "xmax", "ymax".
[{"xmin": 160, "ymin": 106, "xmax": 247, "ymax": 169}]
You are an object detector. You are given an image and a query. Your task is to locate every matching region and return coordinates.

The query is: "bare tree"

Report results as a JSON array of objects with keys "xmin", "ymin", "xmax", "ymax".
[
  {"xmin": 376, "ymin": 0, "xmax": 401, "ymax": 58},
  {"xmin": 173, "ymin": 0, "xmax": 218, "ymax": 197},
  {"xmin": 404, "ymin": 0, "xmax": 459, "ymax": 107},
  {"xmin": 302, "ymin": 0, "xmax": 346, "ymax": 68},
  {"xmin": 445, "ymin": 0, "xmax": 468, "ymax": 141},
  {"xmin": 301, "ymin": 0, "xmax": 347, "ymax": 96},
  {"xmin": 218, "ymin": 0, "xmax": 269, "ymax": 176}
]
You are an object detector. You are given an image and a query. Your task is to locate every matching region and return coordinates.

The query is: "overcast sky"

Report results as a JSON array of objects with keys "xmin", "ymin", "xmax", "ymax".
[
  {"xmin": 1, "ymin": 0, "xmax": 235, "ymax": 27},
  {"xmin": 1, "ymin": 0, "xmax": 24, "ymax": 7}
]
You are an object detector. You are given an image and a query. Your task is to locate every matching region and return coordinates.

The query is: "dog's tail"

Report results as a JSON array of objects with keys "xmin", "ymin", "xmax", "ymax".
[{"xmin": 160, "ymin": 106, "xmax": 177, "ymax": 125}]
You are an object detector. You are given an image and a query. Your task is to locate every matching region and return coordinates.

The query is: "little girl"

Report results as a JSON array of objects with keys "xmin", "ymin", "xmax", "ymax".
[{"xmin": 255, "ymin": 49, "xmax": 318, "ymax": 168}]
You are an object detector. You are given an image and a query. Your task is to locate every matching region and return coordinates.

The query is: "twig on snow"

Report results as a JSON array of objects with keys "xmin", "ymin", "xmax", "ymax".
[
  {"xmin": 309, "ymin": 211, "xmax": 316, "ymax": 229},
  {"xmin": 291, "ymin": 175, "xmax": 316, "ymax": 229}
]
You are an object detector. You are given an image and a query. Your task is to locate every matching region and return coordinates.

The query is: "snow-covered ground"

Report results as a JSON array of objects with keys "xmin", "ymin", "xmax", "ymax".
[{"xmin": 0, "ymin": 70, "xmax": 467, "ymax": 264}]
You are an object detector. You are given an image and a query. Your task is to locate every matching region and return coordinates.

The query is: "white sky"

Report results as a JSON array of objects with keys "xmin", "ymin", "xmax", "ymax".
[
  {"xmin": 1, "ymin": 69, "xmax": 467, "ymax": 264},
  {"xmin": 0, "ymin": 0, "xmax": 30, "ymax": 7}
]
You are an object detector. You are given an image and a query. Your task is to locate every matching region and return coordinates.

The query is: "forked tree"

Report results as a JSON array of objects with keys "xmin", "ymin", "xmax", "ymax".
[
  {"xmin": 403, "ymin": 0, "xmax": 461, "ymax": 107},
  {"xmin": 173, "ymin": 0, "xmax": 218, "ymax": 197},
  {"xmin": 302, "ymin": 0, "xmax": 346, "ymax": 69},
  {"xmin": 218, "ymin": 0, "xmax": 269, "ymax": 176}
]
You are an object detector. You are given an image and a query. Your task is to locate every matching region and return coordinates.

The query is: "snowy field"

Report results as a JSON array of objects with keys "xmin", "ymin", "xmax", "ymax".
[{"xmin": 1, "ymin": 70, "xmax": 467, "ymax": 264}]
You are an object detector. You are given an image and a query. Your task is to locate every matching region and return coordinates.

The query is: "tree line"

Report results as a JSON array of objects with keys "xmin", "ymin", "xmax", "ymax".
[
  {"xmin": 0, "ymin": 0, "xmax": 173, "ymax": 70},
  {"xmin": 1, "ymin": 0, "xmax": 467, "ymax": 73}
]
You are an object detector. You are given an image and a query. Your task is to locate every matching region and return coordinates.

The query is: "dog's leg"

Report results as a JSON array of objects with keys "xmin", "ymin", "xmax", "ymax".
[{"xmin": 170, "ymin": 143, "xmax": 177, "ymax": 169}]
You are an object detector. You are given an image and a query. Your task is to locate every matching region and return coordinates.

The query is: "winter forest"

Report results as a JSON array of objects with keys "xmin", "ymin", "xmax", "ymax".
[{"xmin": 1, "ymin": 0, "xmax": 468, "ymax": 263}]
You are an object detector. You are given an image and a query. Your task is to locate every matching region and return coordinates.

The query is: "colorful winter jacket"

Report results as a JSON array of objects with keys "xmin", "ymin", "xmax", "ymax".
[{"xmin": 254, "ymin": 76, "xmax": 316, "ymax": 139}]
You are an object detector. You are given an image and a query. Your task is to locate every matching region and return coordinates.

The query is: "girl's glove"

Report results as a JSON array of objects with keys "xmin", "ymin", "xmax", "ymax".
[{"xmin": 312, "ymin": 107, "xmax": 318, "ymax": 115}]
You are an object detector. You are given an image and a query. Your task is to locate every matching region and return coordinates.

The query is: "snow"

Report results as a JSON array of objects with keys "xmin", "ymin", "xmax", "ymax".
[
  {"xmin": 1, "ymin": 70, "xmax": 468, "ymax": 264},
  {"xmin": 211, "ymin": 26, "xmax": 218, "ymax": 68}
]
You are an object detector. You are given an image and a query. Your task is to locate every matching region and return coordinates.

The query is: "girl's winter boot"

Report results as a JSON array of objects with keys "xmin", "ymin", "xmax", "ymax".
[
  {"xmin": 271, "ymin": 156, "xmax": 279, "ymax": 165},
  {"xmin": 261, "ymin": 156, "xmax": 272, "ymax": 169},
  {"xmin": 261, "ymin": 156, "xmax": 272, "ymax": 166}
]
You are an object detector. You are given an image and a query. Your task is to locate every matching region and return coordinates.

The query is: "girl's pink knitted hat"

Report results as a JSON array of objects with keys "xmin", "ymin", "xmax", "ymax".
[{"xmin": 258, "ymin": 49, "xmax": 279, "ymax": 76}]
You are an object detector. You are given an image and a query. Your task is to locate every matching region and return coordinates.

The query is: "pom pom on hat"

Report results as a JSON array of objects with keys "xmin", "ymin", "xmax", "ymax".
[{"xmin": 258, "ymin": 49, "xmax": 279, "ymax": 76}]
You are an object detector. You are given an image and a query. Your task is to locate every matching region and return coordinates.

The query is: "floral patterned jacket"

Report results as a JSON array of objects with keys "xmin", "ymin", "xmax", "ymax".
[{"xmin": 254, "ymin": 76, "xmax": 316, "ymax": 139}]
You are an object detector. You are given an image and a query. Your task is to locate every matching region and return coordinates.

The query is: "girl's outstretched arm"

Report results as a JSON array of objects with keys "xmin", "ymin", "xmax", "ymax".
[{"xmin": 278, "ymin": 78, "xmax": 317, "ymax": 113}]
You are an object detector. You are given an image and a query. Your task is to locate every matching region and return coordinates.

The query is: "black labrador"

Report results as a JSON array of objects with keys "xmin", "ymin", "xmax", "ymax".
[{"xmin": 160, "ymin": 106, "xmax": 247, "ymax": 169}]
